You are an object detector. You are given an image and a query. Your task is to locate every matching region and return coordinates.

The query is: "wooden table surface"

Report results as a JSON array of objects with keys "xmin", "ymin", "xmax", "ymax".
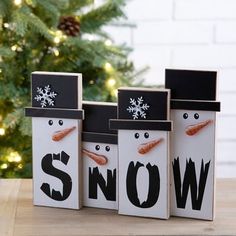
[{"xmin": 0, "ymin": 179, "xmax": 236, "ymax": 236}]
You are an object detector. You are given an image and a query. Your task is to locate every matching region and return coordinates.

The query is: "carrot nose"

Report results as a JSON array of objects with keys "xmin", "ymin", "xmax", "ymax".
[
  {"xmin": 138, "ymin": 138, "xmax": 163, "ymax": 155},
  {"xmin": 52, "ymin": 126, "xmax": 76, "ymax": 141},
  {"xmin": 185, "ymin": 119, "xmax": 213, "ymax": 136},
  {"xmin": 82, "ymin": 149, "xmax": 108, "ymax": 165}
]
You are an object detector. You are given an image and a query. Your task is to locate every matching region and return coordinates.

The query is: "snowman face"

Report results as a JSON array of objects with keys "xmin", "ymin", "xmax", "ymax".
[
  {"xmin": 82, "ymin": 142, "xmax": 115, "ymax": 165},
  {"xmin": 32, "ymin": 117, "xmax": 78, "ymax": 147},
  {"xmin": 123, "ymin": 130, "xmax": 165, "ymax": 156},
  {"xmin": 171, "ymin": 110, "xmax": 215, "ymax": 150},
  {"xmin": 82, "ymin": 141, "xmax": 118, "ymax": 209},
  {"xmin": 175, "ymin": 110, "xmax": 214, "ymax": 137}
]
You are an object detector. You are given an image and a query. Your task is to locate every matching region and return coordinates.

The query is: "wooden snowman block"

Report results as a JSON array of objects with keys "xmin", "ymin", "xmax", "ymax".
[
  {"xmin": 82, "ymin": 102, "xmax": 118, "ymax": 210},
  {"xmin": 25, "ymin": 72, "xmax": 83, "ymax": 209},
  {"xmin": 110, "ymin": 88, "xmax": 172, "ymax": 219},
  {"xmin": 165, "ymin": 69, "xmax": 221, "ymax": 220}
]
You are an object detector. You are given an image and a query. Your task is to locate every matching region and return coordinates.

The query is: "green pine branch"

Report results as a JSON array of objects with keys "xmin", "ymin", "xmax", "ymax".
[
  {"xmin": 80, "ymin": 0, "xmax": 126, "ymax": 33},
  {"xmin": 0, "ymin": 0, "xmax": 13, "ymax": 17}
]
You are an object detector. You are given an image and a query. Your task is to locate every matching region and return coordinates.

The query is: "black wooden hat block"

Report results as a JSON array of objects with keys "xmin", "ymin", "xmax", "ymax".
[
  {"xmin": 165, "ymin": 69, "xmax": 221, "ymax": 111},
  {"xmin": 110, "ymin": 87, "xmax": 172, "ymax": 131},
  {"xmin": 25, "ymin": 72, "xmax": 83, "ymax": 119},
  {"xmin": 82, "ymin": 101, "xmax": 118, "ymax": 144}
]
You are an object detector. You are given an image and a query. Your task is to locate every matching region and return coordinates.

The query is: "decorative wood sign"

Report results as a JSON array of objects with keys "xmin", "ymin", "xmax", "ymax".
[
  {"xmin": 165, "ymin": 69, "xmax": 221, "ymax": 220},
  {"xmin": 25, "ymin": 72, "xmax": 83, "ymax": 209},
  {"xmin": 110, "ymin": 88, "xmax": 172, "ymax": 219},
  {"xmin": 82, "ymin": 102, "xmax": 118, "ymax": 210}
]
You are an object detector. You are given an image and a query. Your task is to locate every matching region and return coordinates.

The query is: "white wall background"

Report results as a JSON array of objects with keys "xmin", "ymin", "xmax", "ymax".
[{"xmin": 104, "ymin": 0, "xmax": 236, "ymax": 178}]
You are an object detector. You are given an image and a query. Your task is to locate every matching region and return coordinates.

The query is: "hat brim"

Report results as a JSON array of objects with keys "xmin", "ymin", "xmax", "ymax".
[
  {"xmin": 171, "ymin": 100, "xmax": 220, "ymax": 111},
  {"xmin": 25, "ymin": 107, "xmax": 84, "ymax": 119},
  {"xmin": 110, "ymin": 119, "xmax": 172, "ymax": 131},
  {"xmin": 82, "ymin": 132, "xmax": 118, "ymax": 144}
]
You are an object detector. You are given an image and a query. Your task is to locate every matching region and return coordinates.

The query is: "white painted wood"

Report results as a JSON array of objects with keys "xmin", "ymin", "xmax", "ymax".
[
  {"xmin": 32, "ymin": 117, "xmax": 82, "ymax": 209},
  {"xmin": 170, "ymin": 110, "xmax": 216, "ymax": 220},
  {"xmin": 82, "ymin": 141, "xmax": 118, "ymax": 210},
  {"xmin": 118, "ymin": 130, "xmax": 170, "ymax": 219}
]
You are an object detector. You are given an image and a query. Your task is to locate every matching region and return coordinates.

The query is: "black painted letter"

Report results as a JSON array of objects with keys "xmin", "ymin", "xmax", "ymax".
[
  {"xmin": 126, "ymin": 161, "xmax": 160, "ymax": 208},
  {"xmin": 89, "ymin": 167, "xmax": 116, "ymax": 201},
  {"xmin": 172, "ymin": 157, "xmax": 210, "ymax": 210},
  {"xmin": 41, "ymin": 151, "xmax": 72, "ymax": 201}
]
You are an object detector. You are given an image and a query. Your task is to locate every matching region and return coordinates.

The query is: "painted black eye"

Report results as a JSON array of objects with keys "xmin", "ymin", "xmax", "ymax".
[
  {"xmin": 144, "ymin": 132, "xmax": 149, "ymax": 139},
  {"xmin": 48, "ymin": 120, "xmax": 53, "ymax": 126},
  {"xmin": 194, "ymin": 113, "xmax": 199, "ymax": 119},
  {"xmin": 105, "ymin": 146, "xmax": 110, "ymax": 152},
  {"xmin": 134, "ymin": 133, "xmax": 139, "ymax": 139},
  {"xmin": 58, "ymin": 120, "xmax": 63, "ymax": 126},
  {"xmin": 95, "ymin": 145, "xmax": 100, "ymax": 151},
  {"xmin": 183, "ymin": 113, "xmax": 188, "ymax": 119}
]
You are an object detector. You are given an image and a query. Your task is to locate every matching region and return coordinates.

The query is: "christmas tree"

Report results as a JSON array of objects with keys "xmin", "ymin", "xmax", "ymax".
[{"xmin": 0, "ymin": 0, "xmax": 141, "ymax": 177}]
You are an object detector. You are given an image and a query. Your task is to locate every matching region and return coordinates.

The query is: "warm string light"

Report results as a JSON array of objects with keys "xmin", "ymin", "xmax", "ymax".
[
  {"xmin": 3, "ymin": 23, "xmax": 9, "ymax": 28},
  {"xmin": 111, "ymin": 89, "xmax": 118, "ymax": 98},
  {"xmin": 14, "ymin": 0, "xmax": 22, "ymax": 6},
  {"xmin": 104, "ymin": 62, "xmax": 113, "ymax": 72},
  {"xmin": 104, "ymin": 39, "xmax": 112, "ymax": 46},
  {"xmin": 106, "ymin": 77, "xmax": 116, "ymax": 88},
  {"xmin": 54, "ymin": 36, "xmax": 60, "ymax": 44},
  {"xmin": 7, "ymin": 151, "xmax": 22, "ymax": 163},
  {"xmin": 18, "ymin": 164, "xmax": 23, "ymax": 169},
  {"xmin": 10, "ymin": 44, "xmax": 22, "ymax": 52},
  {"xmin": 11, "ymin": 45, "xmax": 17, "ymax": 51},
  {"xmin": 88, "ymin": 35, "xmax": 94, "ymax": 41},
  {"xmin": 52, "ymin": 48, "xmax": 60, "ymax": 57},
  {"xmin": 0, "ymin": 163, "xmax": 8, "ymax": 169},
  {"xmin": 0, "ymin": 128, "xmax": 5, "ymax": 136},
  {"xmin": 53, "ymin": 30, "xmax": 67, "ymax": 44}
]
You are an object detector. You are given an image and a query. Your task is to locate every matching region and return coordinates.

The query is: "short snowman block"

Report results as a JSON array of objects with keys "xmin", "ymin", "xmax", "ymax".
[
  {"xmin": 82, "ymin": 102, "xmax": 118, "ymax": 210},
  {"xmin": 25, "ymin": 72, "xmax": 83, "ymax": 209},
  {"xmin": 110, "ymin": 88, "xmax": 172, "ymax": 219},
  {"xmin": 165, "ymin": 69, "xmax": 221, "ymax": 220}
]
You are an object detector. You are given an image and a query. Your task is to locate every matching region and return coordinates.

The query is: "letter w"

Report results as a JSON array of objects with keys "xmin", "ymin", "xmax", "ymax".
[{"xmin": 172, "ymin": 158, "xmax": 210, "ymax": 210}]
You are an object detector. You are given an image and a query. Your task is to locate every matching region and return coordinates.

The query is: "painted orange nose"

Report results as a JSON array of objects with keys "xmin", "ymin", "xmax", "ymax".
[
  {"xmin": 185, "ymin": 119, "xmax": 213, "ymax": 136},
  {"xmin": 138, "ymin": 138, "xmax": 164, "ymax": 155},
  {"xmin": 52, "ymin": 126, "xmax": 76, "ymax": 141},
  {"xmin": 82, "ymin": 149, "xmax": 108, "ymax": 165}
]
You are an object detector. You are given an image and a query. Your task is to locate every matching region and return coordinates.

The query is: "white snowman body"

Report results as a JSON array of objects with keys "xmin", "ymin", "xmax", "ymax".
[
  {"xmin": 32, "ymin": 117, "xmax": 82, "ymax": 209},
  {"xmin": 83, "ymin": 141, "xmax": 118, "ymax": 209},
  {"xmin": 118, "ymin": 129, "xmax": 169, "ymax": 219},
  {"xmin": 170, "ymin": 109, "xmax": 216, "ymax": 220}
]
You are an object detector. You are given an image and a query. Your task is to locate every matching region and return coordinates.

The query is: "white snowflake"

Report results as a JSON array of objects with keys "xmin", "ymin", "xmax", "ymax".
[
  {"xmin": 34, "ymin": 85, "xmax": 57, "ymax": 108},
  {"xmin": 126, "ymin": 96, "xmax": 150, "ymax": 120}
]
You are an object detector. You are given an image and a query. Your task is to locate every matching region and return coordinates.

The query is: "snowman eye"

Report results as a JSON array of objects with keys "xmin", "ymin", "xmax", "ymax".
[
  {"xmin": 183, "ymin": 113, "xmax": 188, "ymax": 119},
  {"xmin": 95, "ymin": 145, "xmax": 100, "ymax": 151},
  {"xmin": 134, "ymin": 133, "xmax": 139, "ymax": 139},
  {"xmin": 58, "ymin": 120, "xmax": 63, "ymax": 126},
  {"xmin": 48, "ymin": 120, "xmax": 53, "ymax": 126},
  {"xmin": 105, "ymin": 146, "xmax": 110, "ymax": 152},
  {"xmin": 194, "ymin": 113, "xmax": 199, "ymax": 119},
  {"xmin": 144, "ymin": 132, "xmax": 149, "ymax": 139}
]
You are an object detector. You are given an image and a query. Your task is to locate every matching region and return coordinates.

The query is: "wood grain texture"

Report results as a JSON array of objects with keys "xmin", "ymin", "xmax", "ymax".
[{"xmin": 0, "ymin": 179, "xmax": 236, "ymax": 236}]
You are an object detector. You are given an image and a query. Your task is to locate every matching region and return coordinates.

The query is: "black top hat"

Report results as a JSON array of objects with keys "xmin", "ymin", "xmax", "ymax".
[
  {"xmin": 165, "ymin": 69, "xmax": 221, "ymax": 111},
  {"xmin": 82, "ymin": 101, "xmax": 118, "ymax": 144},
  {"xmin": 110, "ymin": 88, "xmax": 172, "ymax": 131},
  {"xmin": 25, "ymin": 72, "xmax": 83, "ymax": 119}
]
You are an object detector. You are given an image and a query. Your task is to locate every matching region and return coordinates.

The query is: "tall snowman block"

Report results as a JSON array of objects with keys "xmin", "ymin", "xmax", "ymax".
[
  {"xmin": 165, "ymin": 69, "xmax": 221, "ymax": 220},
  {"xmin": 110, "ymin": 88, "xmax": 172, "ymax": 219},
  {"xmin": 25, "ymin": 72, "xmax": 83, "ymax": 209},
  {"xmin": 82, "ymin": 101, "xmax": 118, "ymax": 210}
]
